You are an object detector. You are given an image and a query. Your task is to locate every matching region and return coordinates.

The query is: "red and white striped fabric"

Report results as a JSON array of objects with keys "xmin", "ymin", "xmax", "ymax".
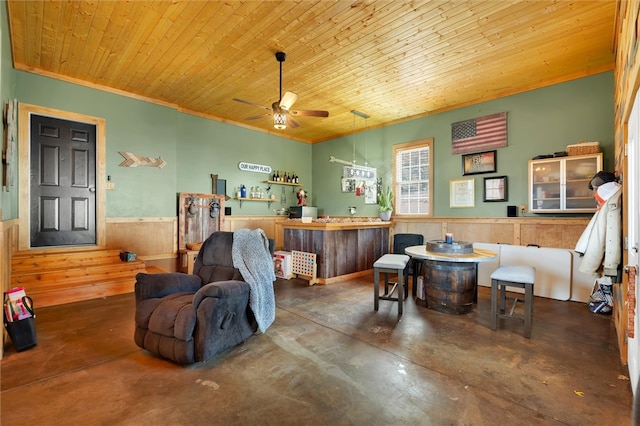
[{"xmin": 451, "ymin": 112, "xmax": 507, "ymax": 154}]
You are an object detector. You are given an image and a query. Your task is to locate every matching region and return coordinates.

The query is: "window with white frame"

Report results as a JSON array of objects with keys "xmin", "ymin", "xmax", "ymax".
[{"xmin": 392, "ymin": 139, "xmax": 433, "ymax": 216}]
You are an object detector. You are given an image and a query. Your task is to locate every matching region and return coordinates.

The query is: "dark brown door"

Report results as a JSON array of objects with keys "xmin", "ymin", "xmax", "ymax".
[{"xmin": 30, "ymin": 114, "xmax": 97, "ymax": 247}]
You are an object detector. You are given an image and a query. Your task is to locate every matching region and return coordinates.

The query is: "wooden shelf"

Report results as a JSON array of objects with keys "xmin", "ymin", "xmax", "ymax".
[
  {"xmin": 234, "ymin": 197, "xmax": 278, "ymax": 208},
  {"xmin": 263, "ymin": 180, "xmax": 302, "ymax": 186},
  {"xmin": 263, "ymin": 180, "xmax": 303, "ymax": 192}
]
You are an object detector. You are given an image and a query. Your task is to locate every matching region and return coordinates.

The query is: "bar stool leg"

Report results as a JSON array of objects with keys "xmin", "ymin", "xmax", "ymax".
[
  {"xmin": 490, "ymin": 279, "xmax": 498, "ymax": 331},
  {"xmin": 524, "ymin": 283, "xmax": 533, "ymax": 338},
  {"xmin": 374, "ymin": 268, "xmax": 380, "ymax": 311},
  {"xmin": 398, "ymin": 269, "xmax": 404, "ymax": 316}
]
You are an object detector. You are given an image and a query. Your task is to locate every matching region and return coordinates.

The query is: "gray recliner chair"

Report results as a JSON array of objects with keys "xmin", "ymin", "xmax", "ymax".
[{"xmin": 134, "ymin": 231, "xmax": 273, "ymax": 364}]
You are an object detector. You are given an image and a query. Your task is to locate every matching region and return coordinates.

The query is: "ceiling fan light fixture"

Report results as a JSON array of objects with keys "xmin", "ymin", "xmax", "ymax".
[{"xmin": 273, "ymin": 112, "xmax": 287, "ymax": 129}]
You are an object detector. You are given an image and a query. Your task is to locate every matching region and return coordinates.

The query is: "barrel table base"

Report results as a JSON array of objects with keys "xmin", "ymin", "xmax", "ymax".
[{"xmin": 422, "ymin": 259, "xmax": 476, "ymax": 314}]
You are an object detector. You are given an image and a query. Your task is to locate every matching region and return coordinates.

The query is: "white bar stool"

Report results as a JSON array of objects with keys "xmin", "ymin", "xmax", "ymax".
[
  {"xmin": 490, "ymin": 265, "xmax": 536, "ymax": 338},
  {"xmin": 374, "ymin": 254, "xmax": 410, "ymax": 316}
]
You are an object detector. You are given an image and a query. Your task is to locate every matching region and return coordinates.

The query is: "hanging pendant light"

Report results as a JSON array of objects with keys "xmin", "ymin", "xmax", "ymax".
[
  {"xmin": 273, "ymin": 110, "xmax": 287, "ymax": 130},
  {"xmin": 274, "ymin": 52, "xmax": 287, "ymax": 129}
]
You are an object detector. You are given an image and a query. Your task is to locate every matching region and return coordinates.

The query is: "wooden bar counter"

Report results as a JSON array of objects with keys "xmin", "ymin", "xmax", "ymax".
[{"xmin": 282, "ymin": 218, "xmax": 392, "ymax": 284}]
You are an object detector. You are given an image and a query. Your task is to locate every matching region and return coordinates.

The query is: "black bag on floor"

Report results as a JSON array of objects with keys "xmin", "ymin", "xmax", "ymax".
[{"xmin": 3, "ymin": 290, "xmax": 37, "ymax": 351}]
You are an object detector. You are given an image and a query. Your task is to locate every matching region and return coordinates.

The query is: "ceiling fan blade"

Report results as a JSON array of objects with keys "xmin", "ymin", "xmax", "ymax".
[
  {"xmin": 286, "ymin": 115, "xmax": 301, "ymax": 128},
  {"xmin": 233, "ymin": 98, "xmax": 272, "ymax": 111},
  {"xmin": 245, "ymin": 113, "xmax": 272, "ymax": 121},
  {"xmin": 279, "ymin": 91, "xmax": 298, "ymax": 110},
  {"xmin": 290, "ymin": 109, "xmax": 329, "ymax": 118}
]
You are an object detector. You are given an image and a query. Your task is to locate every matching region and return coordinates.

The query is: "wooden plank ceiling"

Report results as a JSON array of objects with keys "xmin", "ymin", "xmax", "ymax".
[{"xmin": 7, "ymin": 0, "xmax": 616, "ymax": 143}]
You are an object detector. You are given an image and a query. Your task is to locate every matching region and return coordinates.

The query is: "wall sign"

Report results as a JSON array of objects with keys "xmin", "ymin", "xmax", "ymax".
[
  {"xmin": 238, "ymin": 162, "xmax": 272, "ymax": 174},
  {"xmin": 119, "ymin": 151, "xmax": 167, "ymax": 168}
]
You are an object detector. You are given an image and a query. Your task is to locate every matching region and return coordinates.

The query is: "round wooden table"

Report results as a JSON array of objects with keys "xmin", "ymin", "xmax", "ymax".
[{"xmin": 405, "ymin": 244, "xmax": 497, "ymax": 314}]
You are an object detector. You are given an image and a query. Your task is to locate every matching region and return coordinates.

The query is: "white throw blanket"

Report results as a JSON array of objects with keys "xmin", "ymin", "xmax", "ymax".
[{"xmin": 232, "ymin": 228, "xmax": 276, "ymax": 333}]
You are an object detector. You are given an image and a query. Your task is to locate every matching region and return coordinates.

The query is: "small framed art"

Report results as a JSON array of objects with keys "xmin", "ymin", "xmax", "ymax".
[
  {"xmin": 483, "ymin": 176, "xmax": 508, "ymax": 202},
  {"xmin": 450, "ymin": 178, "xmax": 475, "ymax": 208},
  {"xmin": 462, "ymin": 150, "xmax": 497, "ymax": 175}
]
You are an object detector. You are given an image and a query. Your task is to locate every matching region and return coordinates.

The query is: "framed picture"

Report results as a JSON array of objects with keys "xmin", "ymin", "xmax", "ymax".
[
  {"xmin": 450, "ymin": 178, "xmax": 475, "ymax": 208},
  {"xmin": 483, "ymin": 176, "xmax": 508, "ymax": 202},
  {"xmin": 462, "ymin": 150, "xmax": 497, "ymax": 175},
  {"xmin": 341, "ymin": 178, "xmax": 356, "ymax": 193}
]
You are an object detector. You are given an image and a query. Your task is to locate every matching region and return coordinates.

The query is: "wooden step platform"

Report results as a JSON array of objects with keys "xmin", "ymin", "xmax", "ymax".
[{"xmin": 11, "ymin": 249, "xmax": 147, "ymax": 308}]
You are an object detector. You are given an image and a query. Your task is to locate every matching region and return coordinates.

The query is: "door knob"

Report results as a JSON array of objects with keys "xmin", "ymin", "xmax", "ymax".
[{"xmin": 89, "ymin": 187, "xmax": 96, "ymax": 193}]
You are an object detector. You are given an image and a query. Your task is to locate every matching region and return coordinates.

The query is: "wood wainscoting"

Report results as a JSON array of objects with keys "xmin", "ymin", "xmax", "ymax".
[
  {"xmin": 392, "ymin": 217, "xmax": 590, "ymax": 249},
  {"xmin": 106, "ymin": 217, "xmax": 178, "ymax": 271},
  {"xmin": 2, "ymin": 216, "xmax": 19, "ymax": 358},
  {"xmin": 10, "ymin": 248, "xmax": 147, "ymax": 308},
  {"xmin": 225, "ymin": 215, "xmax": 590, "ymax": 251},
  {"xmin": 5, "ymin": 215, "xmax": 590, "ymax": 312},
  {"xmin": 224, "ymin": 216, "xmax": 288, "ymax": 249}
]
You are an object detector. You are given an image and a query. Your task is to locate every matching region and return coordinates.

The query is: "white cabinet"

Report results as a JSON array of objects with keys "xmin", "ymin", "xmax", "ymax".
[{"xmin": 528, "ymin": 153, "xmax": 602, "ymax": 213}]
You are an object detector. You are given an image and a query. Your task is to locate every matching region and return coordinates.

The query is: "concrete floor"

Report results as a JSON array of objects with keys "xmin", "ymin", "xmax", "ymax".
[{"xmin": 1, "ymin": 276, "xmax": 634, "ymax": 425}]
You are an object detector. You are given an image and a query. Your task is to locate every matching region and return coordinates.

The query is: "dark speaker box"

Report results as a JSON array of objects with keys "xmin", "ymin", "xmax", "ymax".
[
  {"xmin": 225, "ymin": 207, "xmax": 232, "ymax": 216},
  {"xmin": 507, "ymin": 205, "xmax": 517, "ymax": 217}
]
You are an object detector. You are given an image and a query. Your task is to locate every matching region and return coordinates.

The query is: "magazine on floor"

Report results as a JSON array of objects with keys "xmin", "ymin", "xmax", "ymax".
[{"xmin": 4, "ymin": 287, "xmax": 34, "ymax": 322}]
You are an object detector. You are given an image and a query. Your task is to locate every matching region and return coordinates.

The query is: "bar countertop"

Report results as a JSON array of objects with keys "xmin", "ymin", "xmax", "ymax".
[{"xmin": 281, "ymin": 218, "xmax": 393, "ymax": 230}]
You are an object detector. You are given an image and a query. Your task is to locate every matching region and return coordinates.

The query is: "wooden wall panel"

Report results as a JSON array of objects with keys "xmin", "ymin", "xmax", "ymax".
[
  {"xmin": 284, "ymin": 226, "xmax": 388, "ymax": 282},
  {"xmin": 446, "ymin": 222, "xmax": 515, "ymax": 245},
  {"xmin": 393, "ymin": 221, "xmax": 443, "ymax": 242},
  {"xmin": 106, "ymin": 217, "xmax": 176, "ymax": 259},
  {"xmin": 1, "ymin": 218, "xmax": 18, "ymax": 295},
  {"xmin": 1, "ymin": 217, "xmax": 19, "ymax": 358},
  {"xmin": 223, "ymin": 216, "xmax": 588, "ymax": 251},
  {"xmin": 224, "ymin": 216, "xmax": 274, "ymax": 236},
  {"xmin": 613, "ymin": 0, "xmax": 639, "ymax": 365},
  {"xmin": 519, "ymin": 224, "xmax": 587, "ymax": 249},
  {"xmin": 392, "ymin": 217, "xmax": 589, "ymax": 249}
]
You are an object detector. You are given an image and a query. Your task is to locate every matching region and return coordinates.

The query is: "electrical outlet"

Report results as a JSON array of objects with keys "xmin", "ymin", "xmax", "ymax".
[
  {"xmin": 519, "ymin": 204, "xmax": 526, "ymax": 214},
  {"xmin": 105, "ymin": 181, "xmax": 115, "ymax": 190}
]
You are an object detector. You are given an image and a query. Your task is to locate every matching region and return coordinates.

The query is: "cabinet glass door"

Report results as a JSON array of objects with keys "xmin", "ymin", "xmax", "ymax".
[
  {"xmin": 531, "ymin": 159, "xmax": 561, "ymax": 211},
  {"xmin": 564, "ymin": 156, "xmax": 599, "ymax": 211}
]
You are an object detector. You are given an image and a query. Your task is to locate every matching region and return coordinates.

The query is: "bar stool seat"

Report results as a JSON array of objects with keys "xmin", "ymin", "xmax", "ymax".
[
  {"xmin": 490, "ymin": 265, "xmax": 536, "ymax": 338},
  {"xmin": 374, "ymin": 254, "xmax": 410, "ymax": 316}
]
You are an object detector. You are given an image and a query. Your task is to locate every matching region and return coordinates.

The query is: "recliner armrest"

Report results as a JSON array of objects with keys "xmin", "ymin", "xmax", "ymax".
[
  {"xmin": 192, "ymin": 280, "xmax": 250, "ymax": 308},
  {"xmin": 135, "ymin": 272, "xmax": 202, "ymax": 303}
]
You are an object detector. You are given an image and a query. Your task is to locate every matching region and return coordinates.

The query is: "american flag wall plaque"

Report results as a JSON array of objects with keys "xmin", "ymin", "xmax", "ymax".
[{"xmin": 451, "ymin": 112, "xmax": 507, "ymax": 155}]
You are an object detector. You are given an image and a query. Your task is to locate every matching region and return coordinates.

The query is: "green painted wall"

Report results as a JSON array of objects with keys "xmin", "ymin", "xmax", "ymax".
[
  {"xmin": 7, "ymin": 69, "xmax": 617, "ymax": 220},
  {"xmin": 1, "ymin": 1, "xmax": 17, "ymax": 220},
  {"xmin": 313, "ymin": 72, "xmax": 614, "ymax": 217},
  {"xmin": 175, "ymin": 113, "xmax": 312, "ymax": 213},
  {"xmin": 13, "ymin": 71, "xmax": 311, "ymax": 217}
]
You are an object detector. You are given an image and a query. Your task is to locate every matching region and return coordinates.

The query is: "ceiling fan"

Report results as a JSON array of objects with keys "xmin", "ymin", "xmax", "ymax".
[{"xmin": 233, "ymin": 51, "xmax": 329, "ymax": 130}]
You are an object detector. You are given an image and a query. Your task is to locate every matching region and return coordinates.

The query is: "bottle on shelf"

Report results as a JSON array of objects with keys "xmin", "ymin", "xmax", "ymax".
[{"xmin": 240, "ymin": 184, "xmax": 247, "ymax": 199}]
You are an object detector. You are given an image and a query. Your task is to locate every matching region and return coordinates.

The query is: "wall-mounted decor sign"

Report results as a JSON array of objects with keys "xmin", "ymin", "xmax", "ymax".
[
  {"xmin": 451, "ymin": 112, "xmax": 507, "ymax": 154},
  {"xmin": 119, "ymin": 151, "xmax": 167, "ymax": 168},
  {"xmin": 2, "ymin": 98, "xmax": 17, "ymax": 190},
  {"xmin": 483, "ymin": 176, "xmax": 508, "ymax": 202},
  {"xmin": 343, "ymin": 164, "xmax": 376, "ymax": 179},
  {"xmin": 238, "ymin": 162, "xmax": 272, "ymax": 174},
  {"xmin": 450, "ymin": 178, "xmax": 475, "ymax": 208},
  {"xmin": 340, "ymin": 164, "xmax": 377, "ymax": 204},
  {"xmin": 462, "ymin": 150, "xmax": 497, "ymax": 175}
]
